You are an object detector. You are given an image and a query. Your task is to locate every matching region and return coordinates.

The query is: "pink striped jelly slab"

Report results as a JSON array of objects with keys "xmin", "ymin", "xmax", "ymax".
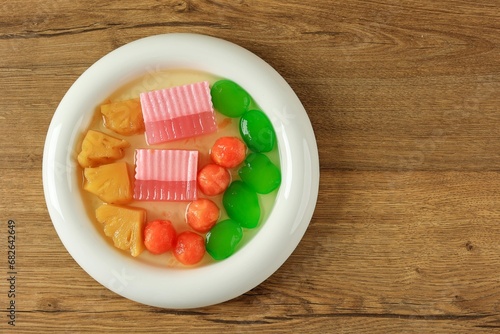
[
  {"xmin": 140, "ymin": 81, "xmax": 217, "ymax": 145},
  {"xmin": 134, "ymin": 149, "xmax": 198, "ymax": 201}
]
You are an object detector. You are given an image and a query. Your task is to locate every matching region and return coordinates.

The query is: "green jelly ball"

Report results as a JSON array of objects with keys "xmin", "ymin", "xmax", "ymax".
[
  {"xmin": 206, "ymin": 219, "xmax": 243, "ymax": 261},
  {"xmin": 238, "ymin": 153, "xmax": 281, "ymax": 194},
  {"xmin": 239, "ymin": 110, "xmax": 276, "ymax": 152},
  {"xmin": 211, "ymin": 80, "xmax": 251, "ymax": 118},
  {"xmin": 223, "ymin": 181, "xmax": 260, "ymax": 229}
]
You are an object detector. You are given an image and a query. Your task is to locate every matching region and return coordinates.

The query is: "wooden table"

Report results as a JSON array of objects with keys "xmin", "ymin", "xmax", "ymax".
[{"xmin": 1, "ymin": 1, "xmax": 499, "ymax": 332}]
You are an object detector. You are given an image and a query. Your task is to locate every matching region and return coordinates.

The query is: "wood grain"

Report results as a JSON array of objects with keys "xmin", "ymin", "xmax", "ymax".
[{"xmin": 1, "ymin": 0, "xmax": 500, "ymax": 332}]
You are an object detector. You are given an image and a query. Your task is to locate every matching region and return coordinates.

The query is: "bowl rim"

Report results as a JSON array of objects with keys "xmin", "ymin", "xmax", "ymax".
[{"xmin": 42, "ymin": 33, "xmax": 320, "ymax": 309}]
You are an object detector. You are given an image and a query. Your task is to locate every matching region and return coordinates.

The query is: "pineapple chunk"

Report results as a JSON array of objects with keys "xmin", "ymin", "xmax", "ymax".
[
  {"xmin": 96, "ymin": 204, "xmax": 146, "ymax": 257},
  {"xmin": 101, "ymin": 98, "xmax": 145, "ymax": 136},
  {"xmin": 77, "ymin": 130, "xmax": 130, "ymax": 168},
  {"xmin": 84, "ymin": 162, "xmax": 133, "ymax": 204}
]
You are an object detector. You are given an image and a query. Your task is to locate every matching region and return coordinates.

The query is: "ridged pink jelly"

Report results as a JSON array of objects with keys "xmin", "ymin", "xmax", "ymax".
[
  {"xmin": 140, "ymin": 81, "xmax": 217, "ymax": 145},
  {"xmin": 134, "ymin": 149, "xmax": 198, "ymax": 201}
]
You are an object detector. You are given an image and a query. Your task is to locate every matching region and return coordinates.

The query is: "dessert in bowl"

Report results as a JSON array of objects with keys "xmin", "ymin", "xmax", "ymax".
[{"xmin": 43, "ymin": 33, "xmax": 319, "ymax": 308}]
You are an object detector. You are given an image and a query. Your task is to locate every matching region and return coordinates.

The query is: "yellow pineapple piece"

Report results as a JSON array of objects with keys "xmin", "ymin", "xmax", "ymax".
[
  {"xmin": 83, "ymin": 162, "xmax": 133, "ymax": 204},
  {"xmin": 77, "ymin": 130, "xmax": 130, "ymax": 168},
  {"xmin": 96, "ymin": 204, "xmax": 146, "ymax": 257},
  {"xmin": 101, "ymin": 98, "xmax": 145, "ymax": 136}
]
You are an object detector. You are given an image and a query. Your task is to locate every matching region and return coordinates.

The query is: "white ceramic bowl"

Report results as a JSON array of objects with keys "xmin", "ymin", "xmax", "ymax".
[{"xmin": 43, "ymin": 33, "xmax": 319, "ymax": 309}]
